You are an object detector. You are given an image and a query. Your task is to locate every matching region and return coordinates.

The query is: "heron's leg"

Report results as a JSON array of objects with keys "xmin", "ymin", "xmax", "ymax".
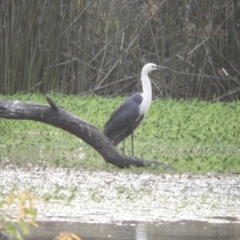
[
  {"xmin": 122, "ymin": 132, "xmax": 125, "ymax": 155},
  {"xmin": 131, "ymin": 131, "xmax": 134, "ymax": 156}
]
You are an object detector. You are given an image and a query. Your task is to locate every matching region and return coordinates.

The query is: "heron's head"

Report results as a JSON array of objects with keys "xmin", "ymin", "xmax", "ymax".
[{"xmin": 142, "ymin": 63, "xmax": 168, "ymax": 75}]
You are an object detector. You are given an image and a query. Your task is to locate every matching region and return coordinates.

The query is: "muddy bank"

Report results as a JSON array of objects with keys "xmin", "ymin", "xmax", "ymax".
[{"xmin": 0, "ymin": 164, "xmax": 239, "ymax": 224}]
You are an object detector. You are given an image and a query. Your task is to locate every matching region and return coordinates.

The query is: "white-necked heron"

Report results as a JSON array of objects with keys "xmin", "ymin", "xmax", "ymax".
[{"xmin": 103, "ymin": 63, "xmax": 166, "ymax": 155}]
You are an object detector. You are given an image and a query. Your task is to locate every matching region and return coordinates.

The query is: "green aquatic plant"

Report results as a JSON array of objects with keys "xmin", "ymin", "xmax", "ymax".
[{"xmin": 0, "ymin": 94, "xmax": 240, "ymax": 172}]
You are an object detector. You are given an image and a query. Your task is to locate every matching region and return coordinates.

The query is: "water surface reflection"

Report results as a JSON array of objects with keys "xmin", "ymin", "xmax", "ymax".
[{"xmin": 24, "ymin": 220, "xmax": 240, "ymax": 240}]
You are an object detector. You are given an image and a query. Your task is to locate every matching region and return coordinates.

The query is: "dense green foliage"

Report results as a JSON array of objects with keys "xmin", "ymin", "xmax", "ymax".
[{"xmin": 0, "ymin": 94, "xmax": 239, "ymax": 173}]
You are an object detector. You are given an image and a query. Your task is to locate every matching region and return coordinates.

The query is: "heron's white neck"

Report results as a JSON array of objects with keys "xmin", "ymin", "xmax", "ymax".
[{"xmin": 139, "ymin": 70, "xmax": 152, "ymax": 115}]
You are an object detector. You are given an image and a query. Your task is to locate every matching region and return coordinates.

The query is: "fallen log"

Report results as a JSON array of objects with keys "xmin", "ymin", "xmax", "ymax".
[{"xmin": 0, "ymin": 97, "xmax": 173, "ymax": 169}]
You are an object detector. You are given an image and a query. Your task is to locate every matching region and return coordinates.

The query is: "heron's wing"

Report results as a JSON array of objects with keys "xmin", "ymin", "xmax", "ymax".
[{"xmin": 103, "ymin": 93, "xmax": 143, "ymax": 145}]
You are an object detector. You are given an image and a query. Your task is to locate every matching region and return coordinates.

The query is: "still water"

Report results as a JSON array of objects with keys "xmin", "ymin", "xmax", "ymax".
[{"xmin": 24, "ymin": 220, "xmax": 240, "ymax": 240}]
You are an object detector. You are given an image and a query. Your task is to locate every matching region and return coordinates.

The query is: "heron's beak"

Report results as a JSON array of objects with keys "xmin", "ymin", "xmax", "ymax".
[{"xmin": 156, "ymin": 65, "xmax": 169, "ymax": 70}]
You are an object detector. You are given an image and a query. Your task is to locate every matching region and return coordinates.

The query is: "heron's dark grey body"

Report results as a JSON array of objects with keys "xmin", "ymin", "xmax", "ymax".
[
  {"xmin": 103, "ymin": 93, "xmax": 144, "ymax": 146},
  {"xmin": 103, "ymin": 63, "xmax": 164, "ymax": 149}
]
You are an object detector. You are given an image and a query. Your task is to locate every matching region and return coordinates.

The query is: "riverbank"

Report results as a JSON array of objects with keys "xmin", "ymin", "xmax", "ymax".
[{"xmin": 1, "ymin": 94, "xmax": 240, "ymax": 173}]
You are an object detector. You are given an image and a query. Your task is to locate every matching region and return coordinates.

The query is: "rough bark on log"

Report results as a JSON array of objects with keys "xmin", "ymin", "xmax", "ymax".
[{"xmin": 0, "ymin": 97, "xmax": 173, "ymax": 169}]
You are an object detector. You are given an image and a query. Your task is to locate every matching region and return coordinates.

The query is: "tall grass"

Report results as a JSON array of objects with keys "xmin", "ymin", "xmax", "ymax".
[{"xmin": 0, "ymin": 0, "xmax": 239, "ymax": 101}]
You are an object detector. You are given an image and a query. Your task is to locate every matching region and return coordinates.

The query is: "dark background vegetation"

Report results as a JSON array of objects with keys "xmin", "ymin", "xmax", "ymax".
[{"xmin": 0, "ymin": 0, "xmax": 240, "ymax": 101}]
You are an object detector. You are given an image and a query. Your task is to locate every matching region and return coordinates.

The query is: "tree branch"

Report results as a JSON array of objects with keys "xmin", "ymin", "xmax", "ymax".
[{"xmin": 0, "ymin": 97, "xmax": 173, "ymax": 169}]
